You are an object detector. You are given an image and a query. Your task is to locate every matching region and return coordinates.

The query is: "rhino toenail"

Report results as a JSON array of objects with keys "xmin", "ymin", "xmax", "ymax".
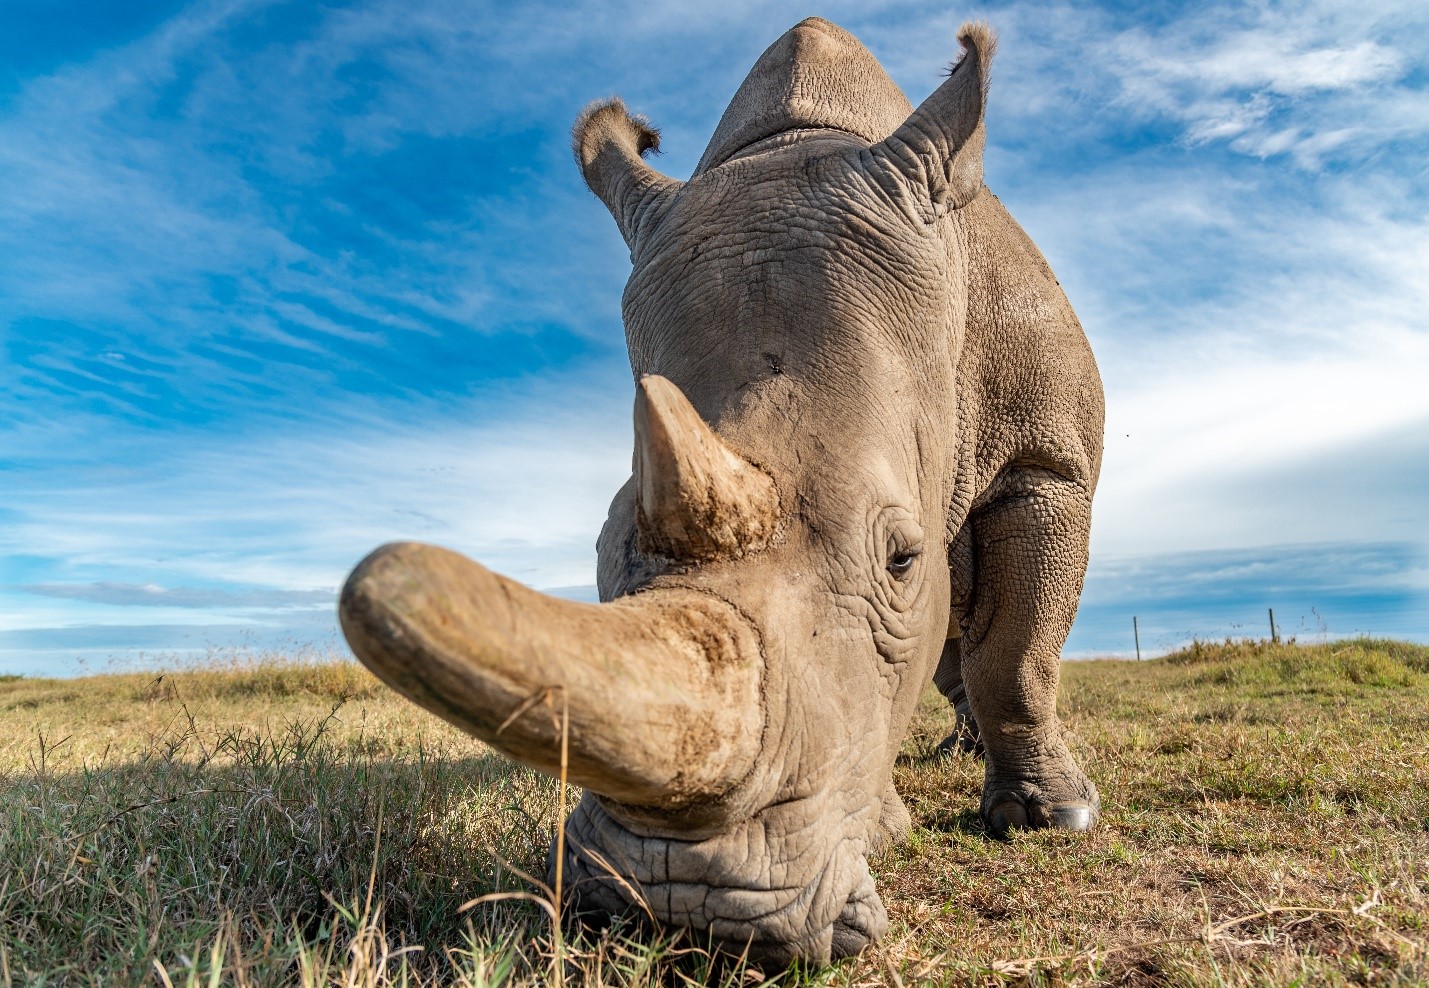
[
  {"xmin": 988, "ymin": 802, "xmax": 1027, "ymax": 835},
  {"xmin": 1048, "ymin": 803, "xmax": 1094, "ymax": 830}
]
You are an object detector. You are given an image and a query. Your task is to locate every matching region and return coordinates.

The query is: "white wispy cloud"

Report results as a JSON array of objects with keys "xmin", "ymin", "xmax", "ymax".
[
  {"xmin": 14, "ymin": 583, "xmax": 336, "ymax": 609},
  {"xmin": 1104, "ymin": 1, "xmax": 1424, "ymax": 166},
  {"xmin": 0, "ymin": 0, "xmax": 648, "ymax": 426},
  {"xmin": 873, "ymin": 1, "xmax": 1426, "ymax": 168},
  {"xmin": 2, "ymin": 375, "xmax": 634, "ymax": 600}
]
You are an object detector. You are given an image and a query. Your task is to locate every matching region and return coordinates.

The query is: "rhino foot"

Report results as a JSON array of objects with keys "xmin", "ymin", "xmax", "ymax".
[
  {"xmin": 931, "ymin": 674, "xmax": 984, "ymax": 758},
  {"xmin": 981, "ymin": 762, "xmax": 1100, "ymax": 839},
  {"xmin": 933, "ymin": 721, "xmax": 983, "ymax": 759}
]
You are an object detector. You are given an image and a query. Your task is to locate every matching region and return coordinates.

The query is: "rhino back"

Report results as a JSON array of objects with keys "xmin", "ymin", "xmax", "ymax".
[{"xmin": 948, "ymin": 188, "xmax": 1105, "ymax": 525}]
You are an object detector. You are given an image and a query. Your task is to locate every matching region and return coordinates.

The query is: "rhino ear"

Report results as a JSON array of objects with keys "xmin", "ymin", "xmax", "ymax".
[
  {"xmin": 573, "ymin": 99, "xmax": 683, "ymax": 251},
  {"xmin": 869, "ymin": 22, "xmax": 995, "ymax": 213}
]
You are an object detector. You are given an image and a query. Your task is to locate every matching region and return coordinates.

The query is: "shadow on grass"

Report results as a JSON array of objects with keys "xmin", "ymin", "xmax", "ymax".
[
  {"xmin": 917, "ymin": 807, "xmax": 987, "ymax": 836},
  {"xmin": 0, "ymin": 708, "xmax": 564, "ymax": 983}
]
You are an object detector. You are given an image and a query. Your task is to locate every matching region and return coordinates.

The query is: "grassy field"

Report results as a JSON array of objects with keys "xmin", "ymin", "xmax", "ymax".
[{"xmin": 1, "ymin": 638, "xmax": 1426, "ymax": 986}]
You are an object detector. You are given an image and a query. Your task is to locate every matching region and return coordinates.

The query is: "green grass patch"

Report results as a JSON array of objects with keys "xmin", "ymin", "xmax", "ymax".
[{"xmin": 1165, "ymin": 636, "xmax": 1429, "ymax": 692}]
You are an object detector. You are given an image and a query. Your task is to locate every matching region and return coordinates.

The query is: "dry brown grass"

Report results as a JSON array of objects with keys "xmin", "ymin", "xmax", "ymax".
[{"xmin": 1, "ymin": 638, "xmax": 1426, "ymax": 985}]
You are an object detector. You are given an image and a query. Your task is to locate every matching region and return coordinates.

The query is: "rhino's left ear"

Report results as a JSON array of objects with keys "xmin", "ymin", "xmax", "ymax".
[
  {"xmin": 868, "ymin": 22, "xmax": 995, "ymax": 213},
  {"xmin": 574, "ymin": 99, "xmax": 683, "ymax": 252}
]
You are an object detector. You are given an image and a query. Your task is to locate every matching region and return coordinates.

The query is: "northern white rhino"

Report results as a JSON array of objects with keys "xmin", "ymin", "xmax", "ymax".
[{"xmin": 341, "ymin": 17, "xmax": 1103, "ymax": 966}]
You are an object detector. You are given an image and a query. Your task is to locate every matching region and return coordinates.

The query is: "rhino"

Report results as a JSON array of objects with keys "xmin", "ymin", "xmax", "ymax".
[{"xmin": 339, "ymin": 17, "xmax": 1103, "ymax": 965}]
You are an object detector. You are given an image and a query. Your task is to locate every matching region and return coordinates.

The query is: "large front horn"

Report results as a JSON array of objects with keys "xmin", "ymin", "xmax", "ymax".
[
  {"xmin": 340, "ymin": 542, "xmax": 763, "ymax": 811},
  {"xmin": 634, "ymin": 375, "xmax": 780, "ymax": 560},
  {"xmin": 867, "ymin": 22, "xmax": 995, "ymax": 212}
]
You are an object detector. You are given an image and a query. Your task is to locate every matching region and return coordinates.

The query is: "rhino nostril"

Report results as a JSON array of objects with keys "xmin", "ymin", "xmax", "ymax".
[{"xmin": 830, "ymin": 868, "xmax": 888, "ymax": 960}]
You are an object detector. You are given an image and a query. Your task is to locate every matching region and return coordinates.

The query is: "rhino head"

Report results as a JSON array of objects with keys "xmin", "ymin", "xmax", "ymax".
[{"xmin": 342, "ymin": 17, "xmax": 1103, "ymax": 965}]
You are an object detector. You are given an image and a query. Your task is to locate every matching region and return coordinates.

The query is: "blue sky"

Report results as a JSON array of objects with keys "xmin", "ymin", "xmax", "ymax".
[{"xmin": 3, "ymin": 0, "xmax": 1427, "ymax": 675}]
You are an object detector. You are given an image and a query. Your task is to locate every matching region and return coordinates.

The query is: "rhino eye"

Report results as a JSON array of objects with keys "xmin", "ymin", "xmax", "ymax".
[{"xmin": 887, "ymin": 550, "xmax": 919, "ymax": 579}]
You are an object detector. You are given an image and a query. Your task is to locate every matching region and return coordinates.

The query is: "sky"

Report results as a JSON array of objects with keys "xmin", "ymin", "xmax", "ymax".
[{"xmin": 2, "ymin": 0, "xmax": 1427, "ymax": 676}]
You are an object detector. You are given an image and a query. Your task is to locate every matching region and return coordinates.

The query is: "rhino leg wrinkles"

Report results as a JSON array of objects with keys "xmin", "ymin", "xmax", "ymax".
[{"xmin": 956, "ymin": 468, "xmax": 1100, "ymax": 839}]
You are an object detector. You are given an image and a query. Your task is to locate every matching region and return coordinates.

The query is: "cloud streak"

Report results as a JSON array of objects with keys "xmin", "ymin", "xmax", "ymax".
[
  {"xmin": 1069, "ymin": 540, "xmax": 1427, "ymax": 657},
  {"xmin": 14, "ymin": 583, "xmax": 336, "ymax": 609},
  {"xmin": 2, "ymin": 375, "xmax": 634, "ymax": 595}
]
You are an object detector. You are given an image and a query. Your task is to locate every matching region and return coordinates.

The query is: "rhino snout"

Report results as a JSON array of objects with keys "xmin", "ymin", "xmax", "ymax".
[{"xmin": 557, "ymin": 790, "xmax": 886, "ymax": 964}]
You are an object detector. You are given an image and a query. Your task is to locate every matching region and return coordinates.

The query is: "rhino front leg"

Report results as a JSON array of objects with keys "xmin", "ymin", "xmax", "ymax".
[
  {"xmin": 959, "ymin": 468, "xmax": 1099, "ymax": 838},
  {"xmin": 932, "ymin": 637, "xmax": 982, "ymax": 757}
]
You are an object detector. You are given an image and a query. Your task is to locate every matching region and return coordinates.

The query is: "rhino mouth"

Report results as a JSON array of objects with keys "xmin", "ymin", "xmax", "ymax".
[{"xmin": 557, "ymin": 792, "xmax": 887, "ymax": 965}]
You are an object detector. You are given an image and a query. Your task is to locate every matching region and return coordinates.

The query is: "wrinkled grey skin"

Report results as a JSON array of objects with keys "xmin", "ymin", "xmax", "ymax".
[
  {"xmin": 567, "ymin": 18, "xmax": 1102, "ymax": 964},
  {"xmin": 340, "ymin": 16, "xmax": 1103, "ymax": 968}
]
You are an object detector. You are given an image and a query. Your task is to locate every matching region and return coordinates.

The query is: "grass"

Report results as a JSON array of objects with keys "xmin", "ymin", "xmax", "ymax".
[{"xmin": 1, "ymin": 638, "xmax": 1426, "ymax": 985}]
